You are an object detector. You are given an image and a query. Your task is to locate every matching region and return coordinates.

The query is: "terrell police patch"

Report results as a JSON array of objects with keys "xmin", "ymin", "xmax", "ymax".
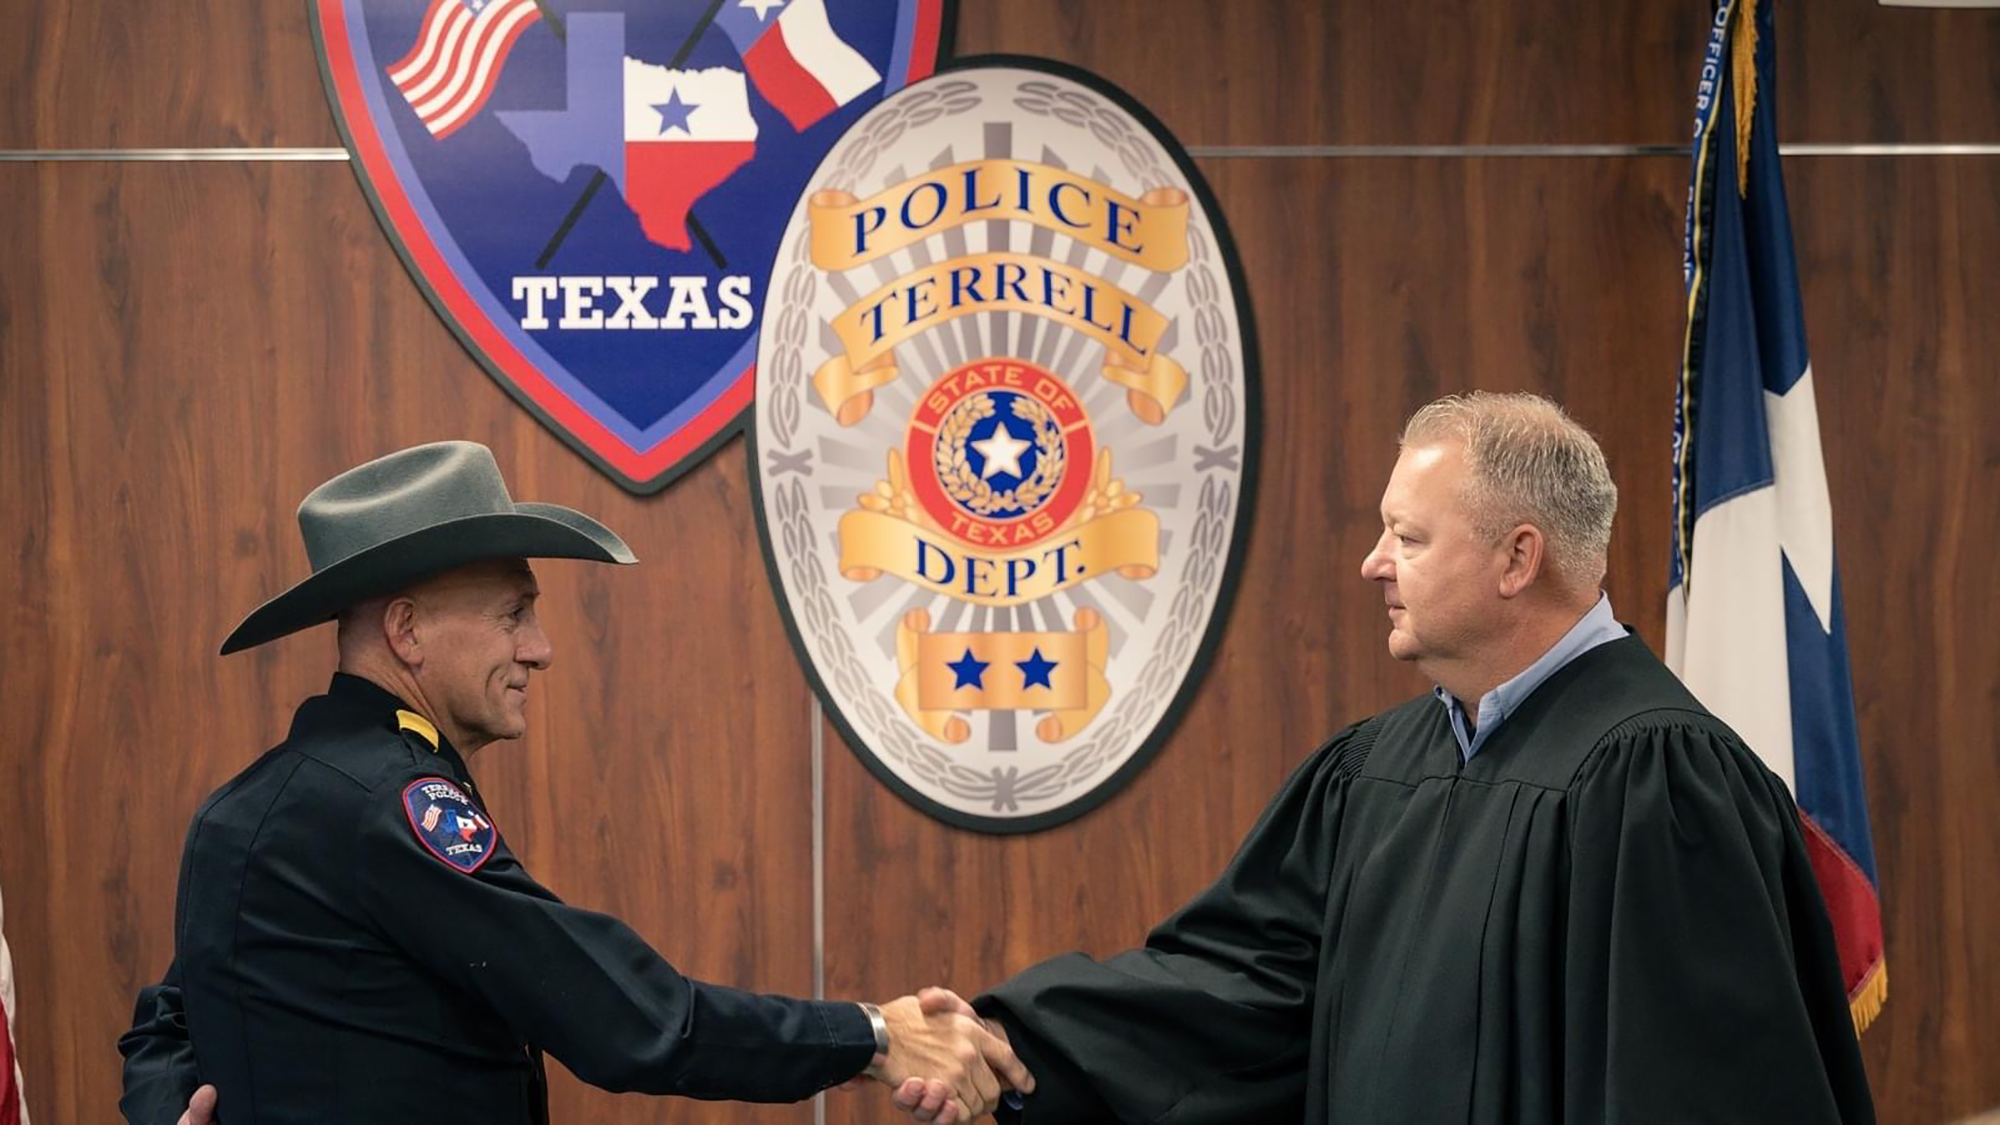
[
  {"xmin": 752, "ymin": 59, "xmax": 1257, "ymax": 832},
  {"xmin": 401, "ymin": 777, "xmax": 500, "ymax": 872},
  {"xmin": 310, "ymin": 0, "xmax": 949, "ymax": 492}
]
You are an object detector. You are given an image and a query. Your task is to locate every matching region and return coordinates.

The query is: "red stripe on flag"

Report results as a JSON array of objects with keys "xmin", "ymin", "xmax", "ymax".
[
  {"xmin": 0, "ymin": 990, "xmax": 20, "ymax": 1125},
  {"xmin": 388, "ymin": 0, "xmax": 456, "ymax": 77},
  {"xmin": 744, "ymin": 24, "xmax": 839, "ymax": 132},
  {"xmin": 398, "ymin": 4, "xmax": 474, "ymax": 95},
  {"xmin": 624, "ymin": 140, "xmax": 758, "ymax": 252},
  {"xmin": 398, "ymin": 3, "xmax": 481, "ymax": 115},
  {"xmin": 1800, "ymin": 810, "xmax": 1885, "ymax": 999},
  {"xmin": 428, "ymin": 6, "xmax": 540, "ymax": 139},
  {"xmin": 407, "ymin": 4, "xmax": 496, "ymax": 123}
]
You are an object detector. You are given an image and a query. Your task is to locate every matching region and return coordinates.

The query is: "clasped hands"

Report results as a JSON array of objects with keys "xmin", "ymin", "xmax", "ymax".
[
  {"xmin": 173, "ymin": 988, "xmax": 1029, "ymax": 1125},
  {"xmin": 857, "ymin": 986, "xmax": 1031, "ymax": 1123}
]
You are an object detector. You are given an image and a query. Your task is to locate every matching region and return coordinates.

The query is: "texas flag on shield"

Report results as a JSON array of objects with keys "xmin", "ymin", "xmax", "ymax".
[
  {"xmin": 623, "ymin": 61, "xmax": 759, "ymax": 252},
  {"xmin": 715, "ymin": 0, "xmax": 882, "ymax": 131}
]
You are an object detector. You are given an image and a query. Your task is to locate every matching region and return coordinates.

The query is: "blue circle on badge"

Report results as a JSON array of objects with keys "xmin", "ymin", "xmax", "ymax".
[{"xmin": 946, "ymin": 390, "xmax": 1064, "ymax": 522}]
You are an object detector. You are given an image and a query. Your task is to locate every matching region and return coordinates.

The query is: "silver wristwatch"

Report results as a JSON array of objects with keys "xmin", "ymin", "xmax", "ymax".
[{"xmin": 860, "ymin": 1001, "xmax": 890, "ymax": 1061}]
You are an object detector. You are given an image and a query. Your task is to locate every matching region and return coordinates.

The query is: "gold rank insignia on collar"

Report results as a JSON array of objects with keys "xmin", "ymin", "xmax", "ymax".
[{"xmin": 395, "ymin": 709, "xmax": 440, "ymax": 752}]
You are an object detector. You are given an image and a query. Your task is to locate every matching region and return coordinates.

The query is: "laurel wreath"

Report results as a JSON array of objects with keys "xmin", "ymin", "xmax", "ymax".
[{"xmin": 933, "ymin": 394, "xmax": 1065, "ymax": 518}]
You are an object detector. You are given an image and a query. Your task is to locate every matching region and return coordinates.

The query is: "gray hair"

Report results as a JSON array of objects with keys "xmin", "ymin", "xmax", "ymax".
[{"xmin": 1400, "ymin": 391, "xmax": 1617, "ymax": 589}]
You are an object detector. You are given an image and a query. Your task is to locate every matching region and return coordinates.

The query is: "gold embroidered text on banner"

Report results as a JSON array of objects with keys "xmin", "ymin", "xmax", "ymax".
[
  {"xmin": 837, "ymin": 506, "xmax": 1159, "ymax": 607},
  {"xmin": 809, "ymin": 162, "xmax": 1189, "ymax": 272},
  {"xmin": 813, "ymin": 252, "xmax": 1187, "ymax": 422}
]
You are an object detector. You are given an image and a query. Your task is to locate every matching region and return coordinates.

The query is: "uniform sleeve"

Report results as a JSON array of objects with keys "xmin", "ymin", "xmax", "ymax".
[
  {"xmin": 977, "ymin": 726, "xmax": 1367, "ymax": 1125},
  {"xmin": 354, "ymin": 775, "xmax": 874, "ymax": 1102},
  {"xmin": 117, "ymin": 960, "xmax": 201, "ymax": 1125},
  {"xmin": 1562, "ymin": 720, "xmax": 1876, "ymax": 1124}
]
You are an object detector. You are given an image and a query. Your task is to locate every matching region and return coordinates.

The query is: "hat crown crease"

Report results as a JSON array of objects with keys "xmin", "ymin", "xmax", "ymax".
[{"xmin": 298, "ymin": 442, "xmax": 514, "ymax": 571}]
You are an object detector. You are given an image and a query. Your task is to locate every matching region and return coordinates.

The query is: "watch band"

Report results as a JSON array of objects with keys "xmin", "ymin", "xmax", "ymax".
[{"xmin": 860, "ymin": 1001, "xmax": 891, "ymax": 1060}]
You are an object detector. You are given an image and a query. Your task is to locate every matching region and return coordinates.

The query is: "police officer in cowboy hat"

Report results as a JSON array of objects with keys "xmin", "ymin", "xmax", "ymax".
[{"xmin": 117, "ymin": 441, "xmax": 1030, "ymax": 1125}]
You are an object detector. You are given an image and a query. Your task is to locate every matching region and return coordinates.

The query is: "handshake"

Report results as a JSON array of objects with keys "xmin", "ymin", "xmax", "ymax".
[
  {"xmin": 169, "ymin": 988, "xmax": 1033, "ymax": 1125},
  {"xmin": 857, "ymin": 987, "xmax": 1034, "ymax": 1124}
]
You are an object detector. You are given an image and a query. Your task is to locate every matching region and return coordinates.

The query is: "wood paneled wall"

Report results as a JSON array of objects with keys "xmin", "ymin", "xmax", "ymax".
[{"xmin": 2, "ymin": 2, "xmax": 1995, "ymax": 1123}]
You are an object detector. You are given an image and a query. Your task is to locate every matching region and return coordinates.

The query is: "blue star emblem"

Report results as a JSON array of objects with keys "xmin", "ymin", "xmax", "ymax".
[
  {"xmin": 1016, "ymin": 648, "xmax": 1058, "ymax": 690},
  {"xmin": 652, "ymin": 89, "xmax": 697, "ymax": 136},
  {"xmin": 946, "ymin": 648, "xmax": 989, "ymax": 690}
]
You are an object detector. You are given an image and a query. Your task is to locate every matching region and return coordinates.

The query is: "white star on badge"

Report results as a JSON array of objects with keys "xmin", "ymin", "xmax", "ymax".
[
  {"xmin": 972, "ymin": 424, "xmax": 1032, "ymax": 480},
  {"xmin": 739, "ymin": 0, "xmax": 785, "ymax": 21}
]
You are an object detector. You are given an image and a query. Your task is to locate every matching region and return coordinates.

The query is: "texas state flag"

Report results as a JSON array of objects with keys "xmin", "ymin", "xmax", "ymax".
[
  {"xmin": 622, "ymin": 60, "xmax": 759, "ymax": 253},
  {"xmin": 1667, "ymin": 0, "xmax": 1884, "ymax": 1033},
  {"xmin": 715, "ymin": 0, "xmax": 882, "ymax": 131}
]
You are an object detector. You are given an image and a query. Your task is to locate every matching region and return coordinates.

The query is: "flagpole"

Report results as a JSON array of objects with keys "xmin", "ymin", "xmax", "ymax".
[
  {"xmin": 533, "ymin": 0, "xmax": 730, "ymax": 270},
  {"xmin": 529, "ymin": 0, "xmax": 565, "ymax": 43}
]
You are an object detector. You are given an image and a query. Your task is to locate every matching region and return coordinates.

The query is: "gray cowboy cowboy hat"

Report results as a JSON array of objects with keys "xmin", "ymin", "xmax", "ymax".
[{"xmin": 220, "ymin": 441, "xmax": 636, "ymax": 654}]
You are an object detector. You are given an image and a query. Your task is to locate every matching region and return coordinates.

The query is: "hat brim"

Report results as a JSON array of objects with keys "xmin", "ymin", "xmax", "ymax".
[{"xmin": 219, "ymin": 505, "xmax": 636, "ymax": 655}]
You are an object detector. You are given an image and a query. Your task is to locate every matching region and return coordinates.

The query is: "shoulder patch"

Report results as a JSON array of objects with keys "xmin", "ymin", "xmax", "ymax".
[{"xmin": 400, "ymin": 777, "xmax": 498, "ymax": 873}]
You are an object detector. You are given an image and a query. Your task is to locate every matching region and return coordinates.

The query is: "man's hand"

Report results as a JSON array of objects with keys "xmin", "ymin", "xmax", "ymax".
[
  {"xmin": 865, "ymin": 988, "xmax": 1031, "ymax": 1123},
  {"xmin": 176, "ymin": 1084, "xmax": 218, "ymax": 1125},
  {"xmin": 886, "ymin": 989, "xmax": 1021, "ymax": 1123}
]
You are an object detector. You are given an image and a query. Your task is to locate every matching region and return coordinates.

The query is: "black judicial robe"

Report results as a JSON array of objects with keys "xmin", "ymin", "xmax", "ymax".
[{"xmin": 979, "ymin": 635, "xmax": 1874, "ymax": 1124}]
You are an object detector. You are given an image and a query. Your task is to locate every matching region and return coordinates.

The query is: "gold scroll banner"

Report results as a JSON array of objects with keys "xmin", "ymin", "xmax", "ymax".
[
  {"xmin": 894, "ymin": 607, "xmax": 1112, "ymax": 744},
  {"xmin": 1101, "ymin": 351, "xmax": 1188, "ymax": 427},
  {"xmin": 815, "ymin": 252, "xmax": 1187, "ymax": 423},
  {"xmin": 812, "ymin": 351, "xmax": 898, "ymax": 427},
  {"xmin": 809, "ymin": 161, "xmax": 1189, "ymax": 272},
  {"xmin": 837, "ymin": 506, "xmax": 1158, "ymax": 608},
  {"xmin": 918, "ymin": 628, "xmax": 1085, "ymax": 710}
]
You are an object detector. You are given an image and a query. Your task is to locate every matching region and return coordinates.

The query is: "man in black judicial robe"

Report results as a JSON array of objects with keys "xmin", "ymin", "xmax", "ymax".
[{"xmin": 893, "ymin": 392, "xmax": 1875, "ymax": 1124}]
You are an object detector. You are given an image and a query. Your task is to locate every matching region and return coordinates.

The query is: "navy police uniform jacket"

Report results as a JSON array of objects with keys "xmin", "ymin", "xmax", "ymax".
[{"xmin": 119, "ymin": 673, "xmax": 874, "ymax": 1124}]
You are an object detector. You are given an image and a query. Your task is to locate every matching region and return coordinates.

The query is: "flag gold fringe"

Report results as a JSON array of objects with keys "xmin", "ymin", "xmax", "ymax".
[
  {"xmin": 1732, "ymin": 0, "xmax": 1759, "ymax": 198},
  {"xmin": 1849, "ymin": 959, "xmax": 1887, "ymax": 1036}
]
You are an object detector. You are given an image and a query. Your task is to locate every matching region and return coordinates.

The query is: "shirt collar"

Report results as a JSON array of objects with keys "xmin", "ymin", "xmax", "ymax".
[
  {"xmin": 326, "ymin": 672, "xmax": 469, "ymax": 771},
  {"xmin": 329, "ymin": 671, "xmax": 415, "ymax": 714},
  {"xmin": 1433, "ymin": 592, "xmax": 1627, "ymax": 761}
]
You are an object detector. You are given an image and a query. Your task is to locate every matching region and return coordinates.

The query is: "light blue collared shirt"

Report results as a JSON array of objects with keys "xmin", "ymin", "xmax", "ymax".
[{"xmin": 1433, "ymin": 592, "xmax": 1627, "ymax": 763}]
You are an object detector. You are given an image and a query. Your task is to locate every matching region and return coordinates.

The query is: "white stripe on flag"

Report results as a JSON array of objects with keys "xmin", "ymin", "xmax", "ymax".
[
  {"xmin": 1767, "ymin": 369, "xmax": 1837, "ymax": 631},
  {"xmin": 410, "ymin": 0, "xmax": 522, "ymax": 119},
  {"xmin": 776, "ymin": 0, "xmax": 882, "ymax": 105},
  {"xmin": 424, "ymin": 1, "xmax": 540, "ymax": 134},
  {"xmin": 397, "ymin": 5, "xmax": 475, "ymax": 104},
  {"xmin": 1666, "ymin": 369, "xmax": 1837, "ymax": 795},
  {"xmin": 1665, "ymin": 486, "xmax": 1798, "ymax": 791},
  {"xmin": 388, "ymin": 0, "xmax": 459, "ymax": 87}
]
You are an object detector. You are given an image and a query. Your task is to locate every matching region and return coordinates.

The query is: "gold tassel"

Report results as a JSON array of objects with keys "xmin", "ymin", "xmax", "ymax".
[
  {"xmin": 1848, "ymin": 959, "xmax": 1887, "ymax": 1037},
  {"xmin": 1732, "ymin": 0, "xmax": 1759, "ymax": 198}
]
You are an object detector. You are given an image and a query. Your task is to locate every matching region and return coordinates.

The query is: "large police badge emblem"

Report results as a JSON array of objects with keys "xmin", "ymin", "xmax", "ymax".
[
  {"xmin": 310, "ymin": 0, "xmax": 949, "ymax": 491},
  {"xmin": 753, "ymin": 60, "xmax": 1257, "ymax": 831}
]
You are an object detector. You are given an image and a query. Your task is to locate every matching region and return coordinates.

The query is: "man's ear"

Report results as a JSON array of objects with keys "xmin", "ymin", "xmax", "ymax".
[
  {"xmin": 382, "ymin": 597, "xmax": 423, "ymax": 668},
  {"xmin": 1497, "ymin": 524, "xmax": 1545, "ymax": 599}
]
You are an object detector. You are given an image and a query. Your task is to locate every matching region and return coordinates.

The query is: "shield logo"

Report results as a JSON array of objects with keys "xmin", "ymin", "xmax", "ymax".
[
  {"xmin": 752, "ymin": 59, "xmax": 1258, "ymax": 832},
  {"xmin": 310, "ymin": 0, "xmax": 950, "ymax": 492}
]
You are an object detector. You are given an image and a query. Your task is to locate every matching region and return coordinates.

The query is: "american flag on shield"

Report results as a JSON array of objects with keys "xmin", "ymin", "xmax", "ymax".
[
  {"xmin": 1667, "ymin": 0, "xmax": 1885, "ymax": 1033},
  {"xmin": 386, "ymin": 0, "xmax": 543, "ymax": 139}
]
